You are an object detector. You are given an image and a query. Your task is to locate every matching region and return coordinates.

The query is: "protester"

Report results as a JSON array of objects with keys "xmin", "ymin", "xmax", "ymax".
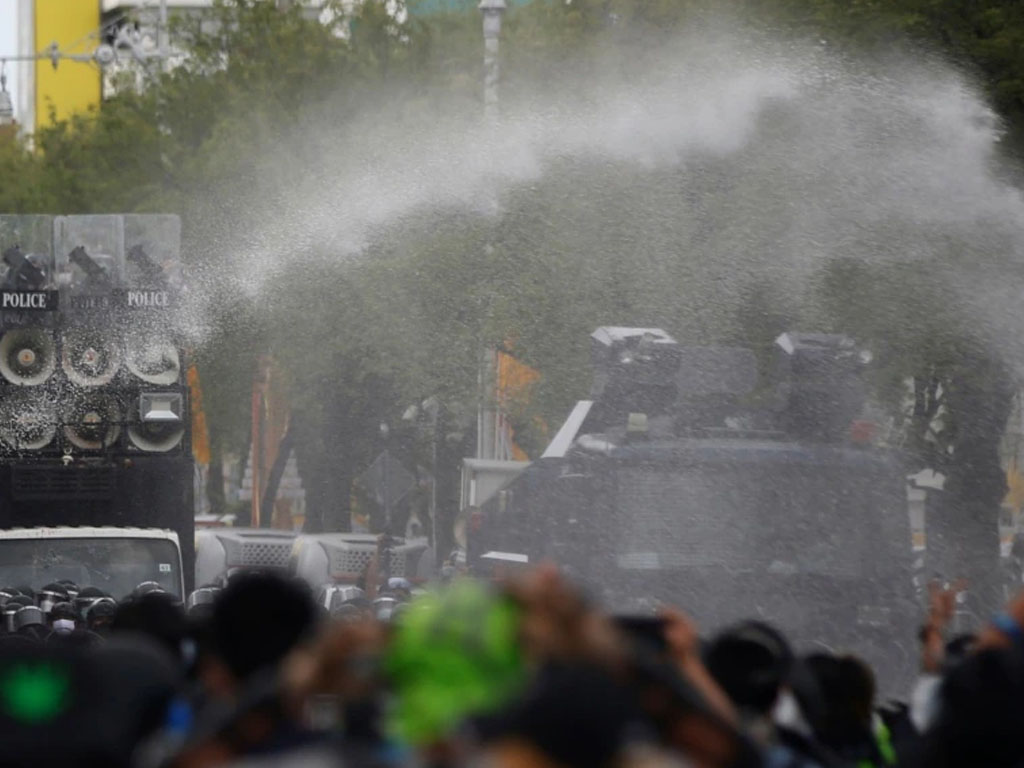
[
  {"xmin": 198, "ymin": 572, "xmax": 319, "ymax": 697},
  {"xmin": 705, "ymin": 620, "xmax": 828, "ymax": 767},
  {"xmin": 6, "ymin": 565, "xmax": 1024, "ymax": 768}
]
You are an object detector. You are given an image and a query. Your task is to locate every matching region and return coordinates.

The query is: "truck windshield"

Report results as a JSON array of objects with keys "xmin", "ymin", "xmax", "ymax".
[{"xmin": 0, "ymin": 538, "xmax": 182, "ymax": 599}]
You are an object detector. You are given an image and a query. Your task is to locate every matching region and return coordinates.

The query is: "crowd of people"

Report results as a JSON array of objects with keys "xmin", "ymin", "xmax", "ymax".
[{"xmin": 1, "ymin": 561, "xmax": 1023, "ymax": 768}]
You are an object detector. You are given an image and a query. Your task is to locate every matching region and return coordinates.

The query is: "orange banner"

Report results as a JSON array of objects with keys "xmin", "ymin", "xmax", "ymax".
[
  {"xmin": 251, "ymin": 355, "xmax": 294, "ymax": 528},
  {"xmin": 495, "ymin": 347, "xmax": 541, "ymax": 462},
  {"xmin": 188, "ymin": 363, "xmax": 210, "ymax": 466}
]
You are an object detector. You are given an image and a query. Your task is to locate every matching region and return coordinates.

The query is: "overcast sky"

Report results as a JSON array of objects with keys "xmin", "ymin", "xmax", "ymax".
[{"xmin": 0, "ymin": 0, "xmax": 21, "ymax": 118}]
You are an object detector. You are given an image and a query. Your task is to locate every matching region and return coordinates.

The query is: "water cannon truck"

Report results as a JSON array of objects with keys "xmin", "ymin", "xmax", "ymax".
[
  {"xmin": 473, "ymin": 327, "xmax": 916, "ymax": 689},
  {"xmin": 0, "ymin": 215, "xmax": 194, "ymax": 594}
]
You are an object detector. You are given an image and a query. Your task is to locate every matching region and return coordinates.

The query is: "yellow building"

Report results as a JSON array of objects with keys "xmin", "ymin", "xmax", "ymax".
[{"xmin": 16, "ymin": 0, "xmax": 102, "ymax": 133}]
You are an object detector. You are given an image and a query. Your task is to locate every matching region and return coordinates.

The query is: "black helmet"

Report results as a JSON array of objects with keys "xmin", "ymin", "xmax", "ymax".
[
  {"xmin": 86, "ymin": 599, "xmax": 117, "ymax": 632},
  {"xmin": 56, "ymin": 579, "xmax": 80, "ymax": 600},
  {"xmin": 38, "ymin": 583, "xmax": 70, "ymax": 614},
  {"xmin": 13, "ymin": 605, "xmax": 45, "ymax": 632},
  {"xmin": 186, "ymin": 587, "xmax": 219, "ymax": 611},
  {"xmin": 3, "ymin": 595, "xmax": 35, "ymax": 632},
  {"xmin": 74, "ymin": 587, "xmax": 108, "ymax": 617},
  {"xmin": 15, "ymin": 586, "xmax": 35, "ymax": 601},
  {"xmin": 327, "ymin": 585, "xmax": 366, "ymax": 613},
  {"xmin": 49, "ymin": 602, "xmax": 78, "ymax": 633},
  {"xmin": 132, "ymin": 581, "xmax": 165, "ymax": 599},
  {"xmin": 5, "ymin": 595, "xmax": 34, "ymax": 610}
]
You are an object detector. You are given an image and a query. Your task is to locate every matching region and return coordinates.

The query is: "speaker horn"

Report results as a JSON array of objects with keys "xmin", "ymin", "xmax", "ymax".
[
  {"xmin": 128, "ymin": 391, "xmax": 184, "ymax": 452},
  {"xmin": 0, "ymin": 330, "xmax": 56, "ymax": 386},
  {"xmin": 61, "ymin": 330, "xmax": 121, "ymax": 386},
  {"xmin": 128, "ymin": 419, "xmax": 184, "ymax": 452},
  {"xmin": 63, "ymin": 394, "xmax": 121, "ymax": 450},
  {"xmin": 0, "ymin": 391, "xmax": 57, "ymax": 449},
  {"xmin": 125, "ymin": 338, "xmax": 181, "ymax": 385}
]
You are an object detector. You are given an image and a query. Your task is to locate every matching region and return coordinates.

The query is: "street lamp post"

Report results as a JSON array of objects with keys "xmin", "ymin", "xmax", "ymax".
[
  {"xmin": 402, "ymin": 397, "xmax": 442, "ymax": 569},
  {"xmin": 380, "ymin": 421, "xmax": 392, "ymax": 537},
  {"xmin": 422, "ymin": 397, "xmax": 441, "ymax": 567},
  {"xmin": 479, "ymin": 0, "xmax": 506, "ymax": 122},
  {"xmin": 158, "ymin": 0, "xmax": 170, "ymax": 74}
]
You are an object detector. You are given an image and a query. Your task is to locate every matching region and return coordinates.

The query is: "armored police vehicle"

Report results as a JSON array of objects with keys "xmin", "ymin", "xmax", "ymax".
[
  {"xmin": 474, "ymin": 327, "xmax": 916, "ymax": 684},
  {"xmin": 0, "ymin": 215, "xmax": 194, "ymax": 588}
]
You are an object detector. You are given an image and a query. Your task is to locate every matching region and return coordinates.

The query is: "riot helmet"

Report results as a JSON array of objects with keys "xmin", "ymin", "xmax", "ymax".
[
  {"xmin": 2, "ymin": 603, "xmax": 17, "ymax": 634},
  {"xmin": 327, "ymin": 585, "xmax": 366, "ymax": 612},
  {"xmin": 3, "ymin": 596, "xmax": 34, "ymax": 633},
  {"xmin": 56, "ymin": 579, "xmax": 80, "ymax": 600},
  {"xmin": 186, "ymin": 587, "xmax": 219, "ymax": 612},
  {"xmin": 132, "ymin": 581, "xmax": 165, "ymax": 599},
  {"xmin": 386, "ymin": 578, "xmax": 413, "ymax": 600},
  {"xmin": 74, "ymin": 586, "xmax": 108, "ymax": 617},
  {"xmin": 15, "ymin": 585, "xmax": 35, "ymax": 601},
  {"xmin": 373, "ymin": 596, "xmax": 399, "ymax": 622},
  {"xmin": 86, "ymin": 598, "xmax": 118, "ymax": 633},
  {"xmin": 38, "ymin": 583, "xmax": 70, "ymax": 614},
  {"xmin": 13, "ymin": 605, "xmax": 45, "ymax": 632}
]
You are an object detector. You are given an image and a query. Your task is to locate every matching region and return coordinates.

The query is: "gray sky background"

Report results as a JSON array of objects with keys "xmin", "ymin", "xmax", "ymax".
[{"xmin": 0, "ymin": 0, "xmax": 21, "ymax": 119}]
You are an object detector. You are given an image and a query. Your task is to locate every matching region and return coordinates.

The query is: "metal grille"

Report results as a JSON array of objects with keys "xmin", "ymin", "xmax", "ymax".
[
  {"xmin": 239, "ymin": 541, "xmax": 293, "ymax": 569},
  {"xmin": 329, "ymin": 546, "xmax": 368, "ymax": 577},
  {"xmin": 217, "ymin": 534, "xmax": 295, "ymax": 570},
  {"xmin": 328, "ymin": 546, "xmax": 410, "ymax": 578},
  {"xmin": 11, "ymin": 465, "xmax": 115, "ymax": 500},
  {"xmin": 389, "ymin": 551, "xmax": 406, "ymax": 576}
]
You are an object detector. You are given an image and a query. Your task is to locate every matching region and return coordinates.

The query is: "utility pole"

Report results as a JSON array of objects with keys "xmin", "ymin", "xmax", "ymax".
[
  {"xmin": 158, "ymin": 0, "xmax": 170, "ymax": 74},
  {"xmin": 422, "ymin": 396, "xmax": 441, "ymax": 566},
  {"xmin": 476, "ymin": 0, "xmax": 506, "ymax": 467},
  {"xmin": 479, "ymin": 0, "xmax": 506, "ymax": 122},
  {"xmin": 380, "ymin": 421, "xmax": 391, "ymax": 535}
]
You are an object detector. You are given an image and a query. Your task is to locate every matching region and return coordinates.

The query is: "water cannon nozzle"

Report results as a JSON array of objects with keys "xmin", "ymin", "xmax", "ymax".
[
  {"xmin": 68, "ymin": 246, "xmax": 111, "ymax": 287},
  {"xmin": 126, "ymin": 244, "xmax": 167, "ymax": 286},
  {"xmin": 1, "ymin": 246, "xmax": 48, "ymax": 291}
]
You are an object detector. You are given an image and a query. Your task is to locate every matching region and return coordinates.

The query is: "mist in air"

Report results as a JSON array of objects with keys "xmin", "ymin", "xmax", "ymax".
[
  {"xmin": 176, "ymin": 19, "xmax": 1024, "ymax": 396},
  {"xmin": 168, "ymin": 11, "xmax": 1024, "ymax": 689}
]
